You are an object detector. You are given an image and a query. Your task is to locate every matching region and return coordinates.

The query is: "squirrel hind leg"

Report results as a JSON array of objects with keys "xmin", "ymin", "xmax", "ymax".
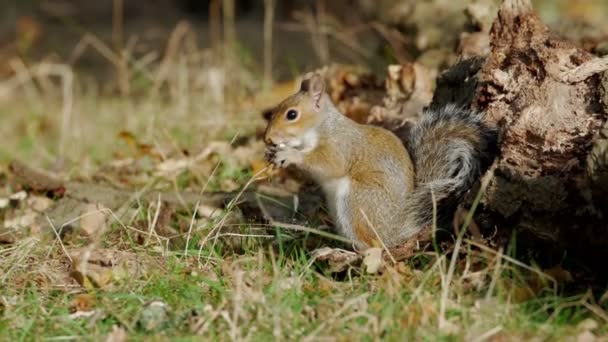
[{"xmin": 346, "ymin": 184, "xmax": 405, "ymax": 249}]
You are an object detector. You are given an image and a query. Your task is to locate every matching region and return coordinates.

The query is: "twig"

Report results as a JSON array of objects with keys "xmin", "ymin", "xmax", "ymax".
[
  {"xmin": 145, "ymin": 194, "xmax": 164, "ymax": 247},
  {"xmin": 208, "ymin": 0, "xmax": 222, "ymax": 51},
  {"xmin": 112, "ymin": 0, "xmax": 124, "ymax": 51},
  {"xmin": 223, "ymin": 0, "xmax": 236, "ymax": 60},
  {"xmin": 472, "ymin": 325, "xmax": 503, "ymax": 342},
  {"xmin": 263, "ymin": 0, "xmax": 275, "ymax": 91},
  {"xmin": 45, "ymin": 215, "xmax": 73, "ymax": 263},
  {"xmin": 152, "ymin": 21, "xmax": 194, "ymax": 95}
]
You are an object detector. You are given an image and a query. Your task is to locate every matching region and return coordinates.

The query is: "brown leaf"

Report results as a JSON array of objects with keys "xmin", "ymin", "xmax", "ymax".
[
  {"xmin": 71, "ymin": 293, "xmax": 96, "ymax": 312},
  {"xmin": 27, "ymin": 195, "xmax": 53, "ymax": 212},
  {"xmin": 105, "ymin": 326, "xmax": 128, "ymax": 342},
  {"xmin": 311, "ymin": 247, "xmax": 361, "ymax": 273},
  {"xmin": 80, "ymin": 203, "xmax": 108, "ymax": 240},
  {"xmin": 8, "ymin": 160, "xmax": 64, "ymax": 194},
  {"xmin": 69, "ymin": 248, "xmax": 157, "ymax": 289},
  {"xmin": 543, "ymin": 265, "xmax": 573, "ymax": 283},
  {"xmin": 362, "ymin": 247, "xmax": 384, "ymax": 274},
  {"xmin": 117, "ymin": 131, "xmax": 138, "ymax": 148},
  {"xmin": 16, "ymin": 16, "xmax": 42, "ymax": 53}
]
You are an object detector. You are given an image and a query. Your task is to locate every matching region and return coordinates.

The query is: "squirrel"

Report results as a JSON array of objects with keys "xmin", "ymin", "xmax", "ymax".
[{"xmin": 263, "ymin": 73, "xmax": 495, "ymax": 250}]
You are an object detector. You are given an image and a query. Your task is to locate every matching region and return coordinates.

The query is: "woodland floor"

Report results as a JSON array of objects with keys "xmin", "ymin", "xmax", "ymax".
[{"xmin": 2, "ymin": 1, "xmax": 608, "ymax": 341}]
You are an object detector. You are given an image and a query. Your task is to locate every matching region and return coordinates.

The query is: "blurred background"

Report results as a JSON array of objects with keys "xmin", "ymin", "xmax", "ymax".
[
  {"xmin": 2, "ymin": 1, "xmax": 608, "ymax": 80},
  {"xmin": 0, "ymin": 0, "xmax": 607, "ymax": 168}
]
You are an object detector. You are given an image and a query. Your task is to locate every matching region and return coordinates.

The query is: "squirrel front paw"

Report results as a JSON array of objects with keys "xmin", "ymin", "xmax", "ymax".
[{"xmin": 265, "ymin": 145, "xmax": 301, "ymax": 168}]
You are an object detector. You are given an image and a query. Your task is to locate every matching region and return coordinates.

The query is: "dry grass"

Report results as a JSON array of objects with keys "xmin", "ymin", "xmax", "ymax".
[{"xmin": 1, "ymin": 4, "xmax": 608, "ymax": 340}]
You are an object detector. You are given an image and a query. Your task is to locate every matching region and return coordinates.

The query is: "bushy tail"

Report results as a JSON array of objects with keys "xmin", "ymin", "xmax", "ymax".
[{"xmin": 402, "ymin": 104, "xmax": 496, "ymax": 235}]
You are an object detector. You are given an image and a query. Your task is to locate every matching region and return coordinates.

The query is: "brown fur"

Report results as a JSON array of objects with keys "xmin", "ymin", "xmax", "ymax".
[{"xmin": 264, "ymin": 73, "xmax": 494, "ymax": 249}]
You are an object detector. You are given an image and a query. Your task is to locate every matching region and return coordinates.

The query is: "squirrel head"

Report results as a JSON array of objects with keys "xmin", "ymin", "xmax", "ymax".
[{"xmin": 264, "ymin": 73, "xmax": 328, "ymax": 151}]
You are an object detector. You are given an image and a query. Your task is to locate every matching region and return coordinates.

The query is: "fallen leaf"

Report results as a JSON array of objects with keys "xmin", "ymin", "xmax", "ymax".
[
  {"xmin": 577, "ymin": 331, "xmax": 596, "ymax": 342},
  {"xmin": 69, "ymin": 248, "xmax": 157, "ymax": 289},
  {"xmin": 8, "ymin": 160, "xmax": 65, "ymax": 195},
  {"xmin": 0, "ymin": 228, "xmax": 16, "ymax": 244},
  {"xmin": 363, "ymin": 247, "xmax": 384, "ymax": 274},
  {"xmin": 105, "ymin": 325, "xmax": 128, "ymax": 342},
  {"xmin": 4, "ymin": 210, "xmax": 37, "ymax": 229},
  {"xmin": 9, "ymin": 191, "xmax": 27, "ymax": 202},
  {"xmin": 68, "ymin": 310, "xmax": 103, "ymax": 320},
  {"xmin": 197, "ymin": 204, "xmax": 222, "ymax": 219},
  {"xmin": 156, "ymin": 158, "xmax": 191, "ymax": 177},
  {"xmin": 277, "ymin": 276, "xmax": 301, "ymax": 291},
  {"xmin": 117, "ymin": 131, "xmax": 138, "ymax": 148},
  {"xmin": 80, "ymin": 203, "xmax": 108, "ymax": 239},
  {"xmin": 71, "ymin": 293, "xmax": 96, "ymax": 312},
  {"xmin": 543, "ymin": 265, "xmax": 573, "ymax": 283},
  {"xmin": 27, "ymin": 195, "xmax": 53, "ymax": 212},
  {"xmin": 16, "ymin": 16, "xmax": 42, "ymax": 53},
  {"xmin": 311, "ymin": 247, "xmax": 361, "ymax": 273},
  {"xmin": 577, "ymin": 318, "xmax": 599, "ymax": 333}
]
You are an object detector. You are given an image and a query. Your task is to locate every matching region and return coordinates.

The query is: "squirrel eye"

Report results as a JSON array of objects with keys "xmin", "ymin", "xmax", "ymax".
[{"xmin": 285, "ymin": 109, "xmax": 299, "ymax": 121}]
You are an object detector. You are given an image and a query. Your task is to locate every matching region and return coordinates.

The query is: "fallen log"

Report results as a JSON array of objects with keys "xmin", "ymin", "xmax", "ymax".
[{"xmin": 469, "ymin": 0, "xmax": 608, "ymax": 276}]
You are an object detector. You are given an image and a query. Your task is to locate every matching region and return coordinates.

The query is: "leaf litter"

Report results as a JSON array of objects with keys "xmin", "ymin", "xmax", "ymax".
[{"xmin": 2, "ymin": 58, "xmax": 607, "ymax": 340}]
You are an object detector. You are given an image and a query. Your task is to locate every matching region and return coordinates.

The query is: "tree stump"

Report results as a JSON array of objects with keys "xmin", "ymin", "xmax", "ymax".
[{"xmin": 471, "ymin": 0, "xmax": 608, "ymax": 276}]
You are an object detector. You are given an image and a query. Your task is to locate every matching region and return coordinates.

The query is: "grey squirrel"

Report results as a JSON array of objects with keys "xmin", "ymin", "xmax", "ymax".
[{"xmin": 263, "ymin": 73, "xmax": 495, "ymax": 249}]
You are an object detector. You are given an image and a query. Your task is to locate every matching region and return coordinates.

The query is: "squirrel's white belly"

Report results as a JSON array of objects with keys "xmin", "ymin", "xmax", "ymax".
[{"xmin": 321, "ymin": 177, "xmax": 352, "ymax": 240}]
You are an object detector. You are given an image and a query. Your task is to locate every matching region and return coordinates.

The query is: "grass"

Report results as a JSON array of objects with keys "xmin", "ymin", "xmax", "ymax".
[
  {"xmin": 2, "ymin": 83, "xmax": 607, "ymax": 341},
  {"xmin": 2, "ymin": 4, "xmax": 608, "ymax": 341},
  {"xmin": 2, "ymin": 239, "xmax": 605, "ymax": 340}
]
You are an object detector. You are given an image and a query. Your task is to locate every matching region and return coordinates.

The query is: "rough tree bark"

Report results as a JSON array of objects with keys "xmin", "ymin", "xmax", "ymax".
[
  {"xmin": 270, "ymin": 0, "xmax": 608, "ymax": 270},
  {"xmin": 462, "ymin": 0, "xmax": 608, "ymax": 275}
]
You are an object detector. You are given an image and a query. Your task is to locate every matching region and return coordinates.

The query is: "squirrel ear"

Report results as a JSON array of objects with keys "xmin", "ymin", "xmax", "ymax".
[{"xmin": 301, "ymin": 73, "xmax": 325, "ymax": 110}]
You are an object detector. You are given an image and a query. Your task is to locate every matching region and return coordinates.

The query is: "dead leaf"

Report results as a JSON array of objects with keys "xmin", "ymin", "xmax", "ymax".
[
  {"xmin": 577, "ymin": 331, "xmax": 596, "ymax": 342},
  {"xmin": 197, "ymin": 204, "xmax": 222, "ymax": 219},
  {"xmin": 80, "ymin": 203, "xmax": 108, "ymax": 239},
  {"xmin": 27, "ymin": 195, "xmax": 53, "ymax": 212},
  {"xmin": 68, "ymin": 309, "xmax": 103, "ymax": 320},
  {"xmin": 4, "ymin": 210, "xmax": 37, "ymax": 229},
  {"xmin": 71, "ymin": 293, "xmax": 96, "ymax": 312},
  {"xmin": 311, "ymin": 247, "xmax": 361, "ymax": 273},
  {"xmin": 117, "ymin": 131, "xmax": 138, "ymax": 148},
  {"xmin": 0, "ymin": 228, "xmax": 16, "ymax": 244},
  {"xmin": 105, "ymin": 326, "xmax": 128, "ymax": 342},
  {"xmin": 277, "ymin": 276, "xmax": 301, "ymax": 291},
  {"xmin": 543, "ymin": 265, "xmax": 573, "ymax": 283},
  {"xmin": 389, "ymin": 229, "xmax": 432, "ymax": 261},
  {"xmin": 8, "ymin": 160, "xmax": 64, "ymax": 194},
  {"xmin": 577, "ymin": 318, "xmax": 599, "ymax": 333},
  {"xmin": 363, "ymin": 247, "xmax": 384, "ymax": 274},
  {"xmin": 9, "ymin": 191, "xmax": 27, "ymax": 202},
  {"xmin": 16, "ymin": 16, "xmax": 42, "ymax": 53},
  {"xmin": 69, "ymin": 248, "xmax": 157, "ymax": 289}
]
